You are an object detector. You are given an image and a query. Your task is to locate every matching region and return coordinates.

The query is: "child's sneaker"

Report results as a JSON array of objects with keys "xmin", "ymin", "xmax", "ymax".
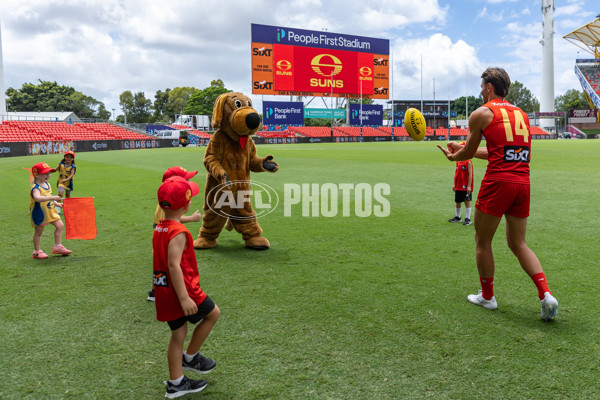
[
  {"xmin": 52, "ymin": 244, "xmax": 72, "ymax": 255},
  {"xmin": 183, "ymin": 353, "xmax": 216, "ymax": 374},
  {"xmin": 165, "ymin": 376, "xmax": 207, "ymax": 399},
  {"xmin": 32, "ymin": 250, "xmax": 49, "ymax": 259}
]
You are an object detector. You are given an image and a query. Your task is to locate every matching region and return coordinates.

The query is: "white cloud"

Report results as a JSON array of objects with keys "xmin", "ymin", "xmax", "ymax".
[{"xmin": 392, "ymin": 34, "xmax": 483, "ymax": 100}]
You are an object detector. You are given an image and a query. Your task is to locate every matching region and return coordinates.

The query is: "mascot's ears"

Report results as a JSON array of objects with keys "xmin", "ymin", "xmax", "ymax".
[{"xmin": 212, "ymin": 93, "xmax": 230, "ymax": 130}]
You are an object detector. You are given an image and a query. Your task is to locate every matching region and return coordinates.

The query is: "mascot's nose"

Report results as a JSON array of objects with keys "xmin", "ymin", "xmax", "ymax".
[{"xmin": 245, "ymin": 112, "xmax": 261, "ymax": 130}]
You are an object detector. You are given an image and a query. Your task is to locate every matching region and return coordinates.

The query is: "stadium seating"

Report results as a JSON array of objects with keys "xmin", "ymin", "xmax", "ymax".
[
  {"xmin": 0, "ymin": 121, "xmax": 150, "ymax": 142},
  {"xmin": 578, "ymin": 64, "xmax": 600, "ymax": 94}
]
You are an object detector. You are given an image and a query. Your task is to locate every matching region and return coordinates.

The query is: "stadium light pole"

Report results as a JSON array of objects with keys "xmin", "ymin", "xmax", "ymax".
[
  {"xmin": 420, "ymin": 54, "xmax": 423, "ymax": 111},
  {"xmin": 330, "ymin": 71, "xmax": 334, "ymax": 137},
  {"xmin": 360, "ymin": 79, "xmax": 363, "ymax": 142},
  {"xmin": 465, "ymin": 65, "xmax": 468, "ymax": 124}
]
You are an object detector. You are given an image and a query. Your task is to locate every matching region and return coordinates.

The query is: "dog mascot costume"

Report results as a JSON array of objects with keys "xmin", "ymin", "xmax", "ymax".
[{"xmin": 194, "ymin": 92, "xmax": 279, "ymax": 250}]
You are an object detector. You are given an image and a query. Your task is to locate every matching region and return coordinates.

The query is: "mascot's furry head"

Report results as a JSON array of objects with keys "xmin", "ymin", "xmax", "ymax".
[{"xmin": 212, "ymin": 92, "xmax": 261, "ymax": 149}]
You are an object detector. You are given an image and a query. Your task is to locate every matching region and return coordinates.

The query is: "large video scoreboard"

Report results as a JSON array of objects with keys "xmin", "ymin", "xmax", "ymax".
[{"xmin": 251, "ymin": 24, "xmax": 389, "ymax": 99}]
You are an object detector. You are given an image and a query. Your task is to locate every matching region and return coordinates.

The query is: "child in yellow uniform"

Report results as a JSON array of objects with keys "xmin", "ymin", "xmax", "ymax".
[
  {"xmin": 56, "ymin": 151, "xmax": 76, "ymax": 198},
  {"xmin": 148, "ymin": 166, "xmax": 202, "ymax": 301},
  {"xmin": 30, "ymin": 162, "xmax": 72, "ymax": 259}
]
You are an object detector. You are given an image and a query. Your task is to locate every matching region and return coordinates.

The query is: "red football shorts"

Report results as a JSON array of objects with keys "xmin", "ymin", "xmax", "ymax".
[{"xmin": 475, "ymin": 180, "xmax": 530, "ymax": 218}]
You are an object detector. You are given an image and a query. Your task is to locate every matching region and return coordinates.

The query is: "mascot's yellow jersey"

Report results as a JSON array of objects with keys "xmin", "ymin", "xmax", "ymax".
[
  {"xmin": 57, "ymin": 162, "xmax": 76, "ymax": 191},
  {"xmin": 30, "ymin": 182, "xmax": 61, "ymax": 227}
]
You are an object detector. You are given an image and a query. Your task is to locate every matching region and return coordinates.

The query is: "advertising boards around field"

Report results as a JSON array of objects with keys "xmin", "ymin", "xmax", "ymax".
[
  {"xmin": 251, "ymin": 23, "xmax": 389, "ymax": 99},
  {"xmin": 304, "ymin": 108, "xmax": 346, "ymax": 119},
  {"xmin": 28, "ymin": 141, "xmax": 75, "ymax": 156},
  {"xmin": 262, "ymin": 101, "xmax": 304, "ymax": 126},
  {"xmin": 349, "ymin": 104, "xmax": 383, "ymax": 126}
]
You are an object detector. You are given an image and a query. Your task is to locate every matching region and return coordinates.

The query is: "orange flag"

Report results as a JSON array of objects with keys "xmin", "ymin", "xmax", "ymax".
[{"xmin": 63, "ymin": 197, "xmax": 97, "ymax": 240}]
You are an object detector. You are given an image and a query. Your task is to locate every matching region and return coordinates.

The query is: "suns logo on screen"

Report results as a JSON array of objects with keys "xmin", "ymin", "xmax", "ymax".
[
  {"xmin": 359, "ymin": 67, "xmax": 373, "ymax": 77},
  {"xmin": 310, "ymin": 54, "xmax": 344, "ymax": 89},
  {"xmin": 276, "ymin": 60, "xmax": 293, "ymax": 76}
]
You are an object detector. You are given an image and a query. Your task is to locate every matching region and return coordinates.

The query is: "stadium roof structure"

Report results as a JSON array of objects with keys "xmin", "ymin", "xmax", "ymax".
[
  {"xmin": 2, "ymin": 111, "xmax": 81, "ymax": 122},
  {"xmin": 563, "ymin": 17, "xmax": 600, "ymax": 58}
]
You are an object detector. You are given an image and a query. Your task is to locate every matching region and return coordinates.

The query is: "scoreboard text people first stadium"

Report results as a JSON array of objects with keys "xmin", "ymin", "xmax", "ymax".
[{"xmin": 251, "ymin": 24, "xmax": 390, "ymax": 99}]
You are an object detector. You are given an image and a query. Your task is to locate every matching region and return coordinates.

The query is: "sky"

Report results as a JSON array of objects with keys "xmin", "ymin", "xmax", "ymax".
[{"xmin": 0, "ymin": 0, "xmax": 597, "ymax": 118}]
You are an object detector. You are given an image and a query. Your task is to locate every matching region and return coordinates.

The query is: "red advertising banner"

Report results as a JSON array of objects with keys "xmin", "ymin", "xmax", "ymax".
[{"xmin": 274, "ymin": 44, "xmax": 373, "ymax": 96}]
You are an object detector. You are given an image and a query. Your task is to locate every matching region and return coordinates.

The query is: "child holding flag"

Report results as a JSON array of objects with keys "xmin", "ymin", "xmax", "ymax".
[
  {"xmin": 153, "ymin": 176, "xmax": 220, "ymax": 398},
  {"xmin": 148, "ymin": 166, "xmax": 202, "ymax": 302},
  {"xmin": 30, "ymin": 162, "xmax": 72, "ymax": 259},
  {"xmin": 57, "ymin": 151, "xmax": 76, "ymax": 198}
]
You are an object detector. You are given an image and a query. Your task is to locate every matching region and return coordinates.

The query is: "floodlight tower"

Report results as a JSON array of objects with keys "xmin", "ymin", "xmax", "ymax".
[
  {"xmin": 0, "ymin": 20, "xmax": 6, "ymax": 118},
  {"xmin": 540, "ymin": 0, "xmax": 555, "ymax": 130}
]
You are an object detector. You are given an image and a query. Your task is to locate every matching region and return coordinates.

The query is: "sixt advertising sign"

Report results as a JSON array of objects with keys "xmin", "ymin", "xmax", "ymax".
[
  {"xmin": 349, "ymin": 104, "xmax": 383, "ymax": 126},
  {"xmin": 262, "ymin": 101, "xmax": 305, "ymax": 126}
]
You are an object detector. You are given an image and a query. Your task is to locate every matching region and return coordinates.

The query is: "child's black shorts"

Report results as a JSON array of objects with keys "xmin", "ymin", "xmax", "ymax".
[
  {"xmin": 167, "ymin": 296, "xmax": 216, "ymax": 331},
  {"xmin": 455, "ymin": 190, "xmax": 472, "ymax": 203}
]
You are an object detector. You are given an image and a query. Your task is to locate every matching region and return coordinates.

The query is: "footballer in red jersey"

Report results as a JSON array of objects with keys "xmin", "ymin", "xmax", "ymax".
[{"xmin": 437, "ymin": 67, "xmax": 558, "ymax": 321}]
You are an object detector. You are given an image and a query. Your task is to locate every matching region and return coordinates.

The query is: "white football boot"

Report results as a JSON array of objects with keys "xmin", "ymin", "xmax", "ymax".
[{"xmin": 467, "ymin": 290, "xmax": 498, "ymax": 310}]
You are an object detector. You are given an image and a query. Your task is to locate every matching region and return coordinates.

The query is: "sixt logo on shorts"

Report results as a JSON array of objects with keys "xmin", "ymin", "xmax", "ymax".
[{"xmin": 503, "ymin": 146, "xmax": 530, "ymax": 163}]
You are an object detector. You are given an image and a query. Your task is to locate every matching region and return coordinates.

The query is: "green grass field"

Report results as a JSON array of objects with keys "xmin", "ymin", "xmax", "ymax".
[{"xmin": 1, "ymin": 140, "xmax": 599, "ymax": 399}]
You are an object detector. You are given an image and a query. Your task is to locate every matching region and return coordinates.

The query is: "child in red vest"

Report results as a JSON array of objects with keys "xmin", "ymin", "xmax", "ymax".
[{"xmin": 153, "ymin": 176, "xmax": 220, "ymax": 398}]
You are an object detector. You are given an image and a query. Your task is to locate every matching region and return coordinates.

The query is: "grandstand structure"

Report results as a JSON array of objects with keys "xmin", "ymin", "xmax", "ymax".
[
  {"xmin": 564, "ymin": 17, "xmax": 600, "ymax": 122},
  {"xmin": 0, "ymin": 120, "xmax": 150, "ymax": 143}
]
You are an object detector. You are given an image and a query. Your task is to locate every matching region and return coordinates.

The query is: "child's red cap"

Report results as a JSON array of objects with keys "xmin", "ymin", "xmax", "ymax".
[
  {"xmin": 158, "ymin": 176, "xmax": 200, "ymax": 210},
  {"xmin": 64, "ymin": 151, "xmax": 75, "ymax": 158},
  {"xmin": 32, "ymin": 162, "xmax": 57, "ymax": 174},
  {"xmin": 162, "ymin": 166, "xmax": 198, "ymax": 182}
]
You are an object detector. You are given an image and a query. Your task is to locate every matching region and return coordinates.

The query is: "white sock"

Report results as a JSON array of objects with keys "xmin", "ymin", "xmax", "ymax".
[
  {"xmin": 183, "ymin": 351, "xmax": 197, "ymax": 363},
  {"xmin": 456, "ymin": 208, "xmax": 461, "ymax": 218},
  {"xmin": 169, "ymin": 375, "xmax": 184, "ymax": 385},
  {"xmin": 465, "ymin": 207, "xmax": 471, "ymax": 219}
]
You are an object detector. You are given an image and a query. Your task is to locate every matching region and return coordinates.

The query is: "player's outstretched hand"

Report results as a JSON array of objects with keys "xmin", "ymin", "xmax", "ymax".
[
  {"xmin": 437, "ymin": 144, "xmax": 452, "ymax": 160},
  {"xmin": 263, "ymin": 155, "xmax": 279, "ymax": 172},
  {"xmin": 447, "ymin": 141, "xmax": 464, "ymax": 153}
]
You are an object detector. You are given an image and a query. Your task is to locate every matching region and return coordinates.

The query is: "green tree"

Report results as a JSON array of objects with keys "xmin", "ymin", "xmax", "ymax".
[
  {"xmin": 184, "ymin": 83, "xmax": 231, "ymax": 116},
  {"xmin": 6, "ymin": 79, "xmax": 109, "ymax": 119},
  {"xmin": 129, "ymin": 92, "xmax": 152, "ymax": 123},
  {"xmin": 506, "ymin": 81, "xmax": 539, "ymax": 113},
  {"xmin": 453, "ymin": 95, "xmax": 484, "ymax": 118},
  {"xmin": 166, "ymin": 87, "xmax": 198, "ymax": 120},
  {"xmin": 119, "ymin": 91, "xmax": 134, "ymax": 124},
  {"xmin": 305, "ymin": 118, "xmax": 332, "ymax": 127},
  {"xmin": 349, "ymin": 97, "xmax": 374, "ymax": 105},
  {"xmin": 153, "ymin": 88, "xmax": 171, "ymax": 120},
  {"xmin": 555, "ymin": 89, "xmax": 589, "ymax": 112}
]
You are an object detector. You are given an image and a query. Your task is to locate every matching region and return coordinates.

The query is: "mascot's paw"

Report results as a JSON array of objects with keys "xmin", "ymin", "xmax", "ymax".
[
  {"xmin": 262, "ymin": 155, "xmax": 279, "ymax": 172},
  {"xmin": 194, "ymin": 237, "xmax": 218, "ymax": 249},
  {"xmin": 245, "ymin": 236, "xmax": 270, "ymax": 250}
]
